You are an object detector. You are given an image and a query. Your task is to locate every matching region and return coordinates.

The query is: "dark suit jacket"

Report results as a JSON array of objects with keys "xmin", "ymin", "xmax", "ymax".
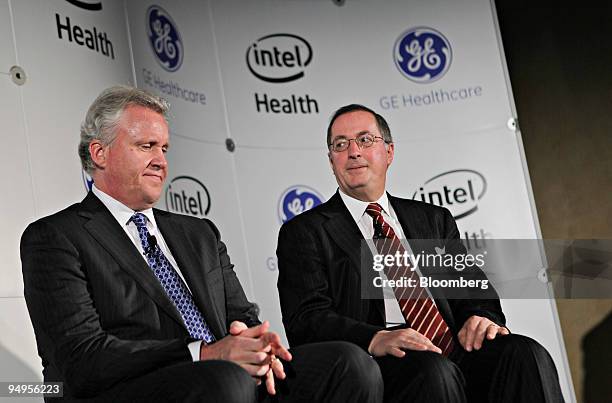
[
  {"xmin": 20, "ymin": 192, "xmax": 259, "ymax": 398},
  {"xmin": 276, "ymin": 192, "xmax": 505, "ymax": 351}
]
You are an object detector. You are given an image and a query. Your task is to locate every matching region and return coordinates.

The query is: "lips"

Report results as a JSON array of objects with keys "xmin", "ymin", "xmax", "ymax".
[
  {"xmin": 347, "ymin": 164, "xmax": 367, "ymax": 171},
  {"xmin": 144, "ymin": 173, "xmax": 164, "ymax": 182}
]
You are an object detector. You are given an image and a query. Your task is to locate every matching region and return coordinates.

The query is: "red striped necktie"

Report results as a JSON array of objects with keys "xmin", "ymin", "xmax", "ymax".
[{"xmin": 365, "ymin": 202, "xmax": 454, "ymax": 356}]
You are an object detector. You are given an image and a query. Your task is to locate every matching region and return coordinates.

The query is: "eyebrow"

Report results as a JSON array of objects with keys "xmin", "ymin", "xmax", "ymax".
[{"xmin": 333, "ymin": 130, "xmax": 372, "ymax": 140}]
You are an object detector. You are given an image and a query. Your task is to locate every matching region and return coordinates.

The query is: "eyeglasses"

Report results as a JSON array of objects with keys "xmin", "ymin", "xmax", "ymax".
[{"xmin": 328, "ymin": 133, "xmax": 388, "ymax": 153}]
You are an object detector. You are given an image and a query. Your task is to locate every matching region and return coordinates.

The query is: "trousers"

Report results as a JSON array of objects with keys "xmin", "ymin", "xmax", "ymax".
[{"xmin": 375, "ymin": 334, "xmax": 564, "ymax": 403}]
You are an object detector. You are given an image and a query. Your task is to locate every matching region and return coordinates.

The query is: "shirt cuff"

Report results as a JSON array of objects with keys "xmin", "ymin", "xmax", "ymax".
[{"xmin": 188, "ymin": 340, "xmax": 203, "ymax": 362}]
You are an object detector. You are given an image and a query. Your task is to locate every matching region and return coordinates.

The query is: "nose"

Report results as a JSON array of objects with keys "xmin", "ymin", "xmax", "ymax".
[
  {"xmin": 347, "ymin": 138, "xmax": 361, "ymax": 158},
  {"xmin": 151, "ymin": 148, "xmax": 168, "ymax": 170}
]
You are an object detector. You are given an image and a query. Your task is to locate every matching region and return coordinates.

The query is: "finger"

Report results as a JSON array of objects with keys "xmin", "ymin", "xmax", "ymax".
[
  {"xmin": 398, "ymin": 339, "xmax": 435, "ymax": 353},
  {"xmin": 261, "ymin": 330, "xmax": 291, "ymax": 355},
  {"xmin": 411, "ymin": 341, "xmax": 441, "ymax": 354},
  {"xmin": 271, "ymin": 357, "xmax": 286, "ymax": 380},
  {"xmin": 426, "ymin": 343, "xmax": 442, "ymax": 354},
  {"xmin": 402, "ymin": 330, "xmax": 440, "ymax": 353},
  {"xmin": 231, "ymin": 349, "xmax": 270, "ymax": 366},
  {"xmin": 388, "ymin": 346, "xmax": 406, "ymax": 358},
  {"xmin": 265, "ymin": 369, "xmax": 276, "ymax": 395},
  {"xmin": 229, "ymin": 321, "xmax": 248, "ymax": 335},
  {"xmin": 500, "ymin": 326, "xmax": 510, "ymax": 335},
  {"xmin": 472, "ymin": 320, "xmax": 492, "ymax": 350},
  {"xmin": 421, "ymin": 336, "xmax": 441, "ymax": 353},
  {"xmin": 486, "ymin": 324, "xmax": 499, "ymax": 340},
  {"xmin": 403, "ymin": 329, "xmax": 431, "ymax": 345},
  {"xmin": 242, "ymin": 363, "xmax": 270, "ymax": 377},
  {"xmin": 457, "ymin": 327, "xmax": 467, "ymax": 348},
  {"xmin": 272, "ymin": 347, "xmax": 292, "ymax": 362},
  {"xmin": 239, "ymin": 321, "xmax": 270, "ymax": 339},
  {"xmin": 232, "ymin": 336, "xmax": 270, "ymax": 354},
  {"xmin": 263, "ymin": 333, "xmax": 292, "ymax": 361},
  {"xmin": 463, "ymin": 320, "xmax": 478, "ymax": 351}
]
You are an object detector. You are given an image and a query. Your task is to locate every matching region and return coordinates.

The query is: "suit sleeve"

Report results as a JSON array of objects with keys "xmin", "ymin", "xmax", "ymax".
[
  {"xmin": 203, "ymin": 219, "xmax": 260, "ymax": 328},
  {"xmin": 21, "ymin": 220, "xmax": 192, "ymax": 397},
  {"xmin": 440, "ymin": 208, "xmax": 506, "ymax": 329},
  {"xmin": 276, "ymin": 221, "xmax": 384, "ymax": 351}
]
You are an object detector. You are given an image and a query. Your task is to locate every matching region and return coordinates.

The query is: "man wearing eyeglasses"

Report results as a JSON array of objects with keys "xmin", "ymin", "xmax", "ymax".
[
  {"xmin": 21, "ymin": 91, "xmax": 383, "ymax": 403},
  {"xmin": 276, "ymin": 104, "xmax": 564, "ymax": 402}
]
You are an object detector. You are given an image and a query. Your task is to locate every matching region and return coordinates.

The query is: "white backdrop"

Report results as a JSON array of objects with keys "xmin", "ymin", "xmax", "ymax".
[
  {"xmin": 1, "ymin": 0, "xmax": 574, "ymax": 401},
  {"xmin": 1, "ymin": 2, "xmax": 133, "ymax": 400}
]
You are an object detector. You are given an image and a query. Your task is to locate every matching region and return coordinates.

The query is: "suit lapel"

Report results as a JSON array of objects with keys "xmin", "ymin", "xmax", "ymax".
[
  {"xmin": 155, "ymin": 211, "xmax": 226, "ymax": 338},
  {"xmin": 389, "ymin": 195, "xmax": 430, "ymax": 239},
  {"xmin": 322, "ymin": 193, "xmax": 366, "ymax": 273},
  {"xmin": 78, "ymin": 193, "xmax": 186, "ymax": 329},
  {"xmin": 322, "ymin": 193, "xmax": 385, "ymax": 319}
]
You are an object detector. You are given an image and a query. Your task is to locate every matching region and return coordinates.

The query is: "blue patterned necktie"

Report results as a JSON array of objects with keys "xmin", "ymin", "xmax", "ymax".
[{"xmin": 130, "ymin": 212, "xmax": 215, "ymax": 343}]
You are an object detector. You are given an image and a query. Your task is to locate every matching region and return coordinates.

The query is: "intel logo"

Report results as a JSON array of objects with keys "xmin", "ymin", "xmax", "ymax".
[
  {"xmin": 65, "ymin": 0, "xmax": 102, "ymax": 11},
  {"xmin": 82, "ymin": 170, "xmax": 94, "ymax": 192},
  {"xmin": 278, "ymin": 185, "xmax": 323, "ymax": 224},
  {"xmin": 246, "ymin": 34, "xmax": 313, "ymax": 83},
  {"xmin": 165, "ymin": 176, "xmax": 210, "ymax": 217},
  {"xmin": 412, "ymin": 169, "xmax": 486, "ymax": 220},
  {"xmin": 394, "ymin": 27, "xmax": 452, "ymax": 83},
  {"xmin": 146, "ymin": 5, "xmax": 183, "ymax": 72}
]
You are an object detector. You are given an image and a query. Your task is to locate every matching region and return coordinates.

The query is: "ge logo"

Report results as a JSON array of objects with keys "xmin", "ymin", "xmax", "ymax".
[
  {"xmin": 146, "ymin": 5, "xmax": 183, "ymax": 72},
  {"xmin": 278, "ymin": 185, "xmax": 324, "ymax": 224},
  {"xmin": 394, "ymin": 27, "xmax": 452, "ymax": 83}
]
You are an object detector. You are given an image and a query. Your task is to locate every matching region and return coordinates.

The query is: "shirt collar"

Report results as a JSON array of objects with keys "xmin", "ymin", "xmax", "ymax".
[
  {"xmin": 92, "ymin": 184, "xmax": 157, "ymax": 227},
  {"xmin": 338, "ymin": 188, "xmax": 390, "ymax": 224}
]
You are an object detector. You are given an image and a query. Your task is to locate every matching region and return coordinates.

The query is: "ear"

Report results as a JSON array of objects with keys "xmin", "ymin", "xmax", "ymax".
[
  {"xmin": 328, "ymin": 151, "xmax": 338, "ymax": 174},
  {"xmin": 89, "ymin": 140, "xmax": 108, "ymax": 170},
  {"xmin": 386, "ymin": 142, "xmax": 395, "ymax": 166}
]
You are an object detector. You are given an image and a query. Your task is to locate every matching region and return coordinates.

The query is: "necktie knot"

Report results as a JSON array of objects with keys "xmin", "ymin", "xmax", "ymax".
[
  {"xmin": 365, "ymin": 203, "xmax": 383, "ymax": 219},
  {"xmin": 130, "ymin": 212, "xmax": 148, "ymax": 229},
  {"xmin": 365, "ymin": 203, "xmax": 388, "ymax": 239}
]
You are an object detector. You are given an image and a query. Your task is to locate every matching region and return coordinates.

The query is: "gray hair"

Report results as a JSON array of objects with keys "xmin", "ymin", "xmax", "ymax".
[{"xmin": 78, "ymin": 85, "xmax": 170, "ymax": 174}]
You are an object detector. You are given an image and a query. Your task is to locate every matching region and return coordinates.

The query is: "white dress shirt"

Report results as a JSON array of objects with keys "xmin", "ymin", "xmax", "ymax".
[
  {"xmin": 339, "ymin": 190, "xmax": 436, "ymax": 327},
  {"xmin": 92, "ymin": 185, "xmax": 202, "ymax": 361}
]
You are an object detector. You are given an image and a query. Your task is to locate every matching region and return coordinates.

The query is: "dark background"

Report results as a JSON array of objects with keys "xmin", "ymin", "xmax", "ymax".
[{"xmin": 495, "ymin": 2, "xmax": 612, "ymax": 402}]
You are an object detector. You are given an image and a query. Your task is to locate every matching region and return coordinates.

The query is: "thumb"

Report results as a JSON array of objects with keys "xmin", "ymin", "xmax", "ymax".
[{"xmin": 229, "ymin": 321, "xmax": 248, "ymax": 335}]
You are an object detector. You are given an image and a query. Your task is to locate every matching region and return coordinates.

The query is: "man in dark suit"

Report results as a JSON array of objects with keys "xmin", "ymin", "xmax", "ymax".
[
  {"xmin": 21, "ymin": 87, "xmax": 382, "ymax": 402},
  {"xmin": 277, "ymin": 104, "xmax": 564, "ymax": 402}
]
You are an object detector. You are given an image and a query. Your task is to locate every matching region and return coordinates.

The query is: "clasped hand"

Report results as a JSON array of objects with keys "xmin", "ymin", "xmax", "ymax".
[{"xmin": 200, "ymin": 320, "xmax": 292, "ymax": 395}]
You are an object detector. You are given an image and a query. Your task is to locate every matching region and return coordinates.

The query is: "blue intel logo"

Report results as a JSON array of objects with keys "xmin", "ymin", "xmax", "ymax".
[
  {"xmin": 278, "ymin": 186, "xmax": 323, "ymax": 224},
  {"xmin": 394, "ymin": 27, "xmax": 452, "ymax": 83},
  {"xmin": 146, "ymin": 5, "xmax": 183, "ymax": 72}
]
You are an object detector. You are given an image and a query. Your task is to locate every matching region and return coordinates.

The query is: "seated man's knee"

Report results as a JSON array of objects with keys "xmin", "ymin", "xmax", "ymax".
[
  {"xmin": 494, "ymin": 334, "xmax": 554, "ymax": 364},
  {"xmin": 323, "ymin": 341, "xmax": 383, "ymax": 389},
  {"xmin": 384, "ymin": 351, "xmax": 464, "ymax": 402},
  {"xmin": 187, "ymin": 360, "xmax": 256, "ymax": 402},
  {"xmin": 414, "ymin": 351, "xmax": 463, "ymax": 387}
]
